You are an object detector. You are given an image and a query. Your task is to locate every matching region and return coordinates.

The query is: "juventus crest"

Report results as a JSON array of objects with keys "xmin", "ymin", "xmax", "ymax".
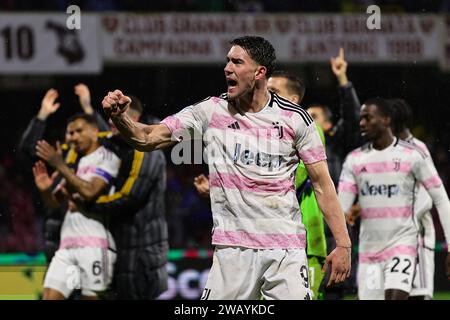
[
  {"xmin": 393, "ymin": 158, "xmax": 401, "ymax": 171},
  {"xmin": 272, "ymin": 122, "xmax": 284, "ymax": 139}
]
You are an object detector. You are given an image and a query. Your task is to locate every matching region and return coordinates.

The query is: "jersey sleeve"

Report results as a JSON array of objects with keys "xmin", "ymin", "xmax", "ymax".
[
  {"xmin": 160, "ymin": 98, "xmax": 209, "ymax": 142},
  {"xmin": 338, "ymin": 154, "xmax": 358, "ymax": 214},
  {"xmin": 295, "ymin": 121, "xmax": 327, "ymax": 165},
  {"xmin": 413, "ymin": 153, "xmax": 450, "ymax": 251},
  {"xmin": 92, "ymin": 149, "xmax": 121, "ymax": 183}
]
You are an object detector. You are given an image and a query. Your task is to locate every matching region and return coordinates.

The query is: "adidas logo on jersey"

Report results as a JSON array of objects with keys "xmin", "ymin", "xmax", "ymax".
[
  {"xmin": 228, "ymin": 121, "xmax": 240, "ymax": 130},
  {"xmin": 401, "ymin": 278, "xmax": 409, "ymax": 285}
]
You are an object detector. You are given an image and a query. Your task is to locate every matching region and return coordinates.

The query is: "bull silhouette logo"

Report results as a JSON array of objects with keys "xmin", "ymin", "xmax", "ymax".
[{"xmin": 46, "ymin": 20, "xmax": 84, "ymax": 64}]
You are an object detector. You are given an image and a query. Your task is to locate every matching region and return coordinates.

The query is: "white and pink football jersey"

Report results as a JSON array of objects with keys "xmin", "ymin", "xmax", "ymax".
[
  {"xmin": 405, "ymin": 135, "xmax": 435, "ymax": 249},
  {"xmin": 162, "ymin": 92, "xmax": 326, "ymax": 249},
  {"xmin": 338, "ymin": 137, "xmax": 450, "ymax": 263},
  {"xmin": 59, "ymin": 146, "xmax": 121, "ymax": 250}
]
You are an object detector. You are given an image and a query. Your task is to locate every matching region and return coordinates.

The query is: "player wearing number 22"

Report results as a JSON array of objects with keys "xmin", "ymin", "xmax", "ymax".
[{"xmin": 338, "ymin": 98, "xmax": 450, "ymax": 300}]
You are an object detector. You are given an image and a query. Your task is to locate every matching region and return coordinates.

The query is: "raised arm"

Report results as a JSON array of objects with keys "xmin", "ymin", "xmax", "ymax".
[
  {"xmin": 102, "ymin": 90, "xmax": 174, "ymax": 151},
  {"xmin": 305, "ymin": 160, "xmax": 352, "ymax": 286},
  {"xmin": 75, "ymin": 83, "xmax": 110, "ymax": 131},
  {"xmin": 330, "ymin": 48, "xmax": 362, "ymax": 153},
  {"xmin": 330, "ymin": 48, "xmax": 349, "ymax": 87},
  {"xmin": 19, "ymin": 89, "xmax": 60, "ymax": 165}
]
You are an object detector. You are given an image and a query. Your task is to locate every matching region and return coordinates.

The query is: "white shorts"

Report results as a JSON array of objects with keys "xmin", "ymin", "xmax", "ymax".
[
  {"xmin": 201, "ymin": 246, "xmax": 311, "ymax": 300},
  {"xmin": 410, "ymin": 245, "xmax": 434, "ymax": 298},
  {"xmin": 357, "ymin": 255, "xmax": 416, "ymax": 300},
  {"xmin": 43, "ymin": 247, "xmax": 116, "ymax": 298}
]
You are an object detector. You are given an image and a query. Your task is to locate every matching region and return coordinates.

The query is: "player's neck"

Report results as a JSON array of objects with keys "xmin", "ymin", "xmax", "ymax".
[
  {"xmin": 373, "ymin": 131, "xmax": 394, "ymax": 150},
  {"xmin": 398, "ymin": 129, "xmax": 412, "ymax": 141},
  {"xmin": 84, "ymin": 143, "xmax": 100, "ymax": 156},
  {"xmin": 238, "ymin": 88, "xmax": 270, "ymax": 113}
]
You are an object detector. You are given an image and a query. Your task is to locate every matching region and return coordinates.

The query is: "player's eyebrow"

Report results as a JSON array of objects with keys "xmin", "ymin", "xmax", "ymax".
[{"xmin": 226, "ymin": 56, "xmax": 244, "ymax": 64}]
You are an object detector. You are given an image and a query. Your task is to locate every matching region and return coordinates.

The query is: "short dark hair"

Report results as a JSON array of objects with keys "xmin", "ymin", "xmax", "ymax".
[
  {"xmin": 389, "ymin": 98, "xmax": 413, "ymax": 135},
  {"xmin": 271, "ymin": 70, "xmax": 306, "ymax": 102},
  {"xmin": 307, "ymin": 104, "xmax": 333, "ymax": 123},
  {"xmin": 127, "ymin": 94, "xmax": 143, "ymax": 115},
  {"xmin": 363, "ymin": 97, "xmax": 392, "ymax": 118},
  {"xmin": 67, "ymin": 113, "xmax": 98, "ymax": 128},
  {"xmin": 230, "ymin": 36, "xmax": 276, "ymax": 77}
]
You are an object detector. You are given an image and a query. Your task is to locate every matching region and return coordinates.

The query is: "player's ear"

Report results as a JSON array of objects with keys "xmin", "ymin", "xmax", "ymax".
[
  {"xmin": 322, "ymin": 120, "xmax": 333, "ymax": 132},
  {"xmin": 290, "ymin": 95, "xmax": 300, "ymax": 104},
  {"xmin": 254, "ymin": 65, "xmax": 267, "ymax": 81},
  {"xmin": 91, "ymin": 126, "xmax": 99, "ymax": 139}
]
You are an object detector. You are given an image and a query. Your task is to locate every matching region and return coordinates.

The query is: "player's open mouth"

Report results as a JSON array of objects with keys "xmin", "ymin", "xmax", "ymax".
[{"xmin": 227, "ymin": 79, "xmax": 238, "ymax": 90}]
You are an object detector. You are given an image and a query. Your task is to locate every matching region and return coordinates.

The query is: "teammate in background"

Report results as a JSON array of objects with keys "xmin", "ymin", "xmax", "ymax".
[
  {"xmin": 390, "ymin": 99, "xmax": 437, "ymax": 300},
  {"xmin": 19, "ymin": 85, "xmax": 108, "ymax": 263},
  {"xmin": 102, "ymin": 36, "xmax": 351, "ymax": 300},
  {"xmin": 267, "ymin": 70, "xmax": 305, "ymax": 104},
  {"xmin": 33, "ymin": 114, "xmax": 120, "ymax": 300},
  {"xmin": 84, "ymin": 96, "xmax": 169, "ymax": 300},
  {"xmin": 338, "ymin": 98, "xmax": 450, "ymax": 300},
  {"xmin": 344, "ymin": 98, "xmax": 447, "ymax": 299}
]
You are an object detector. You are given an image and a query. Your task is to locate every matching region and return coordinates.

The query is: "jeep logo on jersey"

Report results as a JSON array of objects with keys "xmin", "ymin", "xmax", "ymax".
[
  {"xmin": 360, "ymin": 181, "xmax": 400, "ymax": 198},
  {"xmin": 233, "ymin": 143, "xmax": 283, "ymax": 169}
]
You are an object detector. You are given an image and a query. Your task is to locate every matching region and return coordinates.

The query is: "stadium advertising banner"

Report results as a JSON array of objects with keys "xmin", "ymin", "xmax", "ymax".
[
  {"xmin": 157, "ymin": 255, "xmax": 211, "ymax": 300},
  {"xmin": 0, "ymin": 251, "xmax": 211, "ymax": 300},
  {"xmin": 0, "ymin": 13, "xmax": 101, "ymax": 74},
  {"xmin": 100, "ymin": 14, "xmax": 443, "ymax": 64}
]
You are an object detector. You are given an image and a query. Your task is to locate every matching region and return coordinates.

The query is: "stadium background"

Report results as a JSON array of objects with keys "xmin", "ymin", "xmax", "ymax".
[{"xmin": 0, "ymin": 0, "xmax": 450, "ymax": 299}]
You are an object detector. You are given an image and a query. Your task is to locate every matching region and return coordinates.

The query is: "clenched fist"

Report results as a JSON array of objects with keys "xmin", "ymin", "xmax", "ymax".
[{"xmin": 102, "ymin": 89, "xmax": 132, "ymax": 117}]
